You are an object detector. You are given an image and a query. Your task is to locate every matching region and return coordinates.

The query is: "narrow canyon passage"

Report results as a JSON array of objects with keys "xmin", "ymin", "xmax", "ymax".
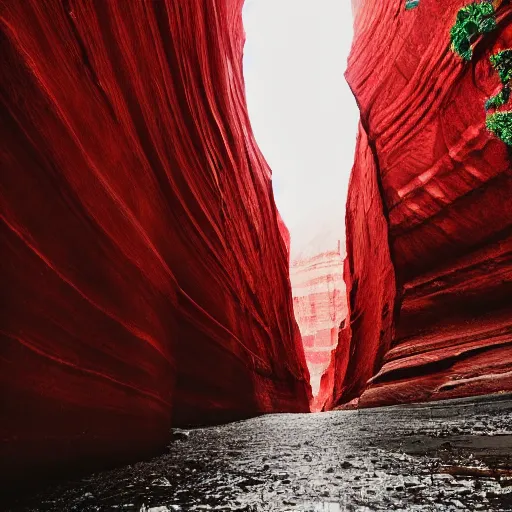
[
  {"xmin": 6, "ymin": 395, "xmax": 512, "ymax": 511},
  {"xmin": 1, "ymin": 0, "xmax": 512, "ymax": 509},
  {"xmin": 242, "ymin": 0, "xmax": 358, "ymax": 401}
]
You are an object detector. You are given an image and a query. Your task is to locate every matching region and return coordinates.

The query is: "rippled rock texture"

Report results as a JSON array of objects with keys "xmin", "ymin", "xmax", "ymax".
[
  {"xmin": 325, "ymin": 0, "xmax": 512, "ymax": 409},
  {"xmin": 0, "ymin": 0, "xmax": 310, "ymax": 485}
]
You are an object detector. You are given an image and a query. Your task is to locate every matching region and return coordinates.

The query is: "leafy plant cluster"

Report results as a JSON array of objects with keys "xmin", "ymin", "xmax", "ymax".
[
  {"xmin": 485, "ymin": 50, "xmax": 512, "ymax": 111},
  {"xmin": 449, "ymin": 3, "xmax": 511, "ymax": 146},
  {"xmin": 450, "ymin": 1, "xmax": 496, "ymax": 60},
  {"xmin": 485, "ymin": 50, "xmax": 512, "ymax": 146},
  {"xmin": 486, "ymin": 112, "xmax": 512, "ymax": 146},
  {"xmin": 405, "ymin": 0, "xmax": 420, "ymax": 10},
  {"xmin": 490, "ymin": 49, "xmax": 512, "ymax": 83}
]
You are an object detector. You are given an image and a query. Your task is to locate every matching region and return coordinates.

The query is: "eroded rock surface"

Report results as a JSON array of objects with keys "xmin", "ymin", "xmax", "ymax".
[
  {"xmin": 7, "ymin": 395, "xmax": 512, "ymax": 511},
  {"xmin": 0, "ymin": 0, "xmax": 310, "ymax": 485},
  {"xmin": 328, "ymin": 0, "xmax": 512, "ymax": 407}
]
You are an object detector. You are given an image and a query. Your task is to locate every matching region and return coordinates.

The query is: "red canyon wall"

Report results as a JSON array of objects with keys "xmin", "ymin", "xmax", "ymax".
[
  {"xmin": 322, "ymin": 123, "xmax": 397, "ymax": 410},
  {"xmin": 290, "ymin": 244, "xmax": 347, "ymax": 408},
  {"xmin": 328, "ymin": 0, "xmax": 512, "ymax": 408},
  {"xmin": 0, "ymin": 0, "xmax": 310, "ymax": 484}
]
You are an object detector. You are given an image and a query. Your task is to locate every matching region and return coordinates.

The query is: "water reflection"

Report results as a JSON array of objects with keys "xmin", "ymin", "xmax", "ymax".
[
  {"xmin": 312, "ymin": 503, "xmax": 341, "ymax": 512},
  {"xmin": 140, "ymin": 505, "xmax": 178, "ymax": 512},
  {"xmin": 138, "ymin": 503, "xmax": 344, "ymax": 511}
]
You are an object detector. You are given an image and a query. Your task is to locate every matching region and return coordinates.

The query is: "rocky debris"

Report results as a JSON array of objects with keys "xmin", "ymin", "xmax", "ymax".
[
  {"xmin": 172, "ymin": 430, "xmax": 191, "ymax": 442},
  {"xmin": 4, "ymin": 395, "xmax": 512, "ymax": 511}
]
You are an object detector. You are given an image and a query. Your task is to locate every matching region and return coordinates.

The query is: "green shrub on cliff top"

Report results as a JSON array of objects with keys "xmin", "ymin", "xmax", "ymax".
[
  {"xmin": 485, "ymin": 50, "xmax": 512, "ymax": 146},
  {"xmin": 490, "ymin": 49, "xmax": 512, "ymax": 84},
  {"xmin": 450, "ymin": 1, "xmax": 496, "ymax": 60},
  {"xmin": 485, "ymin": 50, "xmax": 512, "ymax": 111},
  {"xmin": 486, "ymin": 111, "xmax": 512, "ymax": 146},
  {"xmin": 485, "ymin": 87, "xmax": 510, "ymax": 111}
]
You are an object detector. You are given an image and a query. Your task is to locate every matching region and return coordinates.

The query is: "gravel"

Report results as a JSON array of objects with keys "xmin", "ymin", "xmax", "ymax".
[{"xmin": 6, "ymin": 394, "xmax": 512, "ymax": 512}]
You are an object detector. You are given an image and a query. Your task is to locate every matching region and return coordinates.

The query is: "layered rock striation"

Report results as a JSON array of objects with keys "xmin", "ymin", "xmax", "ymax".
[
  {"xmin": 326, "ymin": 0, "xmax": 512, "ymax": 409},
  {"xmin": 0, "ymin": 0, "xmax": 310, "ymax": 485},
  {"xmin": 289, "ymin": 242, "xmax": 347, "ymax": 405}
]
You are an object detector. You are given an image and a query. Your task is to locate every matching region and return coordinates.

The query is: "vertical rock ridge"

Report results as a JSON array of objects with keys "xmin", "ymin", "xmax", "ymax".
[{"xmin": 323, "ymin": 121, "xmax": 397, "ymax": 409}]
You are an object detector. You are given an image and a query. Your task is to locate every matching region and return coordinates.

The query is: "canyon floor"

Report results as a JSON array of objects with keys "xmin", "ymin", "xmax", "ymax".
[{"xmin": 7, "ymin": 394, "xmax": 512, "ymax": 512}]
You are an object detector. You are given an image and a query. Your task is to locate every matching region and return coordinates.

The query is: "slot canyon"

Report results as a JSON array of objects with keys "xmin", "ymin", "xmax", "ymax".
[{"xmin": 1, "ymin": 0, "xmax": 511, "ymax": 510}]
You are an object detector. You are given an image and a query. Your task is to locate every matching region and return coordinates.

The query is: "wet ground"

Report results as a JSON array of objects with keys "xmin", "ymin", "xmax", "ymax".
[{"xmin": 6, "ymin": 394, "xmax": 512, "ymax": 512}]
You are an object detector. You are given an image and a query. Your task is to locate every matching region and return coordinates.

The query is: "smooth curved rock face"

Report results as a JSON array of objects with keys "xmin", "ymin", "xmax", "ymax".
[
  {"xmin": 0, "ymin": 0, "xmax": 310, "ymax": 484},
  {"xmin": 323, "ymin": 122, "xmax": 397, "ymax": 410},
  {"xmin": 331, "ymin": 0, "xmax": 512, "ymax": 408}
]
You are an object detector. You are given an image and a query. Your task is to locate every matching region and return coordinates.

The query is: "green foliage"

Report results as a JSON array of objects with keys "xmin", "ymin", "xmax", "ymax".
[
  {"xmin": 450, "ymin": 1, "xmax": 496, "ymax": 60},
  {"xmin": 490, "ymin": 50, "xmax": 512, "ymax": 85},
  {"xmin": 405, "ymin": 0, "xmax": 420, "ymax": 10},
  {"xmin": 486, "ymin": 111, "xmax": 512, "ymax": 146},
  {"xmin": 485, "ymin": 49, "xmax": 512, "ymax": 146},
  {"xmin": 485, "ymin": 50, "xmax": 512, "ymax": 112},
  {"xmin": 485, "ymin": 86, "xmax": 510, "ymax": 111}
]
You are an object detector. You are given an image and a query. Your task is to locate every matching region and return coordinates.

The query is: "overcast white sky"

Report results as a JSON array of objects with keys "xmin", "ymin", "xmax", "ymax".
[{"xmin": 242, "ymin": 0, "xmax": 359, "ymax": 258}]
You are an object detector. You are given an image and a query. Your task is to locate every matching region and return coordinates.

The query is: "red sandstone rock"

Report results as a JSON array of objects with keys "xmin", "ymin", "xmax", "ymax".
[
  {"xmin": 290, "ymin": 243, "xmax": 347, "ymax": 405},
  {"xmin": 323, "ymin": 122, "xmax": 397, "ymax": 410},
  {"xmin": 0, "ymin": 0, "xmax": 310, "ymax": 484},
  {"xmin": 328, "ymin": 0, "xmax": 512, "ymax": 408},
  {"xmin": 277, "ymin": 210, "xmax": 292, "ymax": 259}
]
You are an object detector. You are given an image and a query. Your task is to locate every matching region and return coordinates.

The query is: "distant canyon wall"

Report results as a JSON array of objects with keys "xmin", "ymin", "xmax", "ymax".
[{"xmin": 290, "ymin": 244, "xmax": 347, "ymax": 403}]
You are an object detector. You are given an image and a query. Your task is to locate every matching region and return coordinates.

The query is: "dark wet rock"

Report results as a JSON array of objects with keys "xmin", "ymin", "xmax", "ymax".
[
  {"xmin": 4, "ymin": 395, "xmax": 512, "ymax": 512},
  {"xmin": 404, "ymin": 476, "xmax": 421, "ymax": 487},
  {"xmin": 172, "ymin": 430, "xmax": 191, "ymax": 442},
  {"xmin": 150, "ymin": 478, "xmax": 171, "ymax": 487}
]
